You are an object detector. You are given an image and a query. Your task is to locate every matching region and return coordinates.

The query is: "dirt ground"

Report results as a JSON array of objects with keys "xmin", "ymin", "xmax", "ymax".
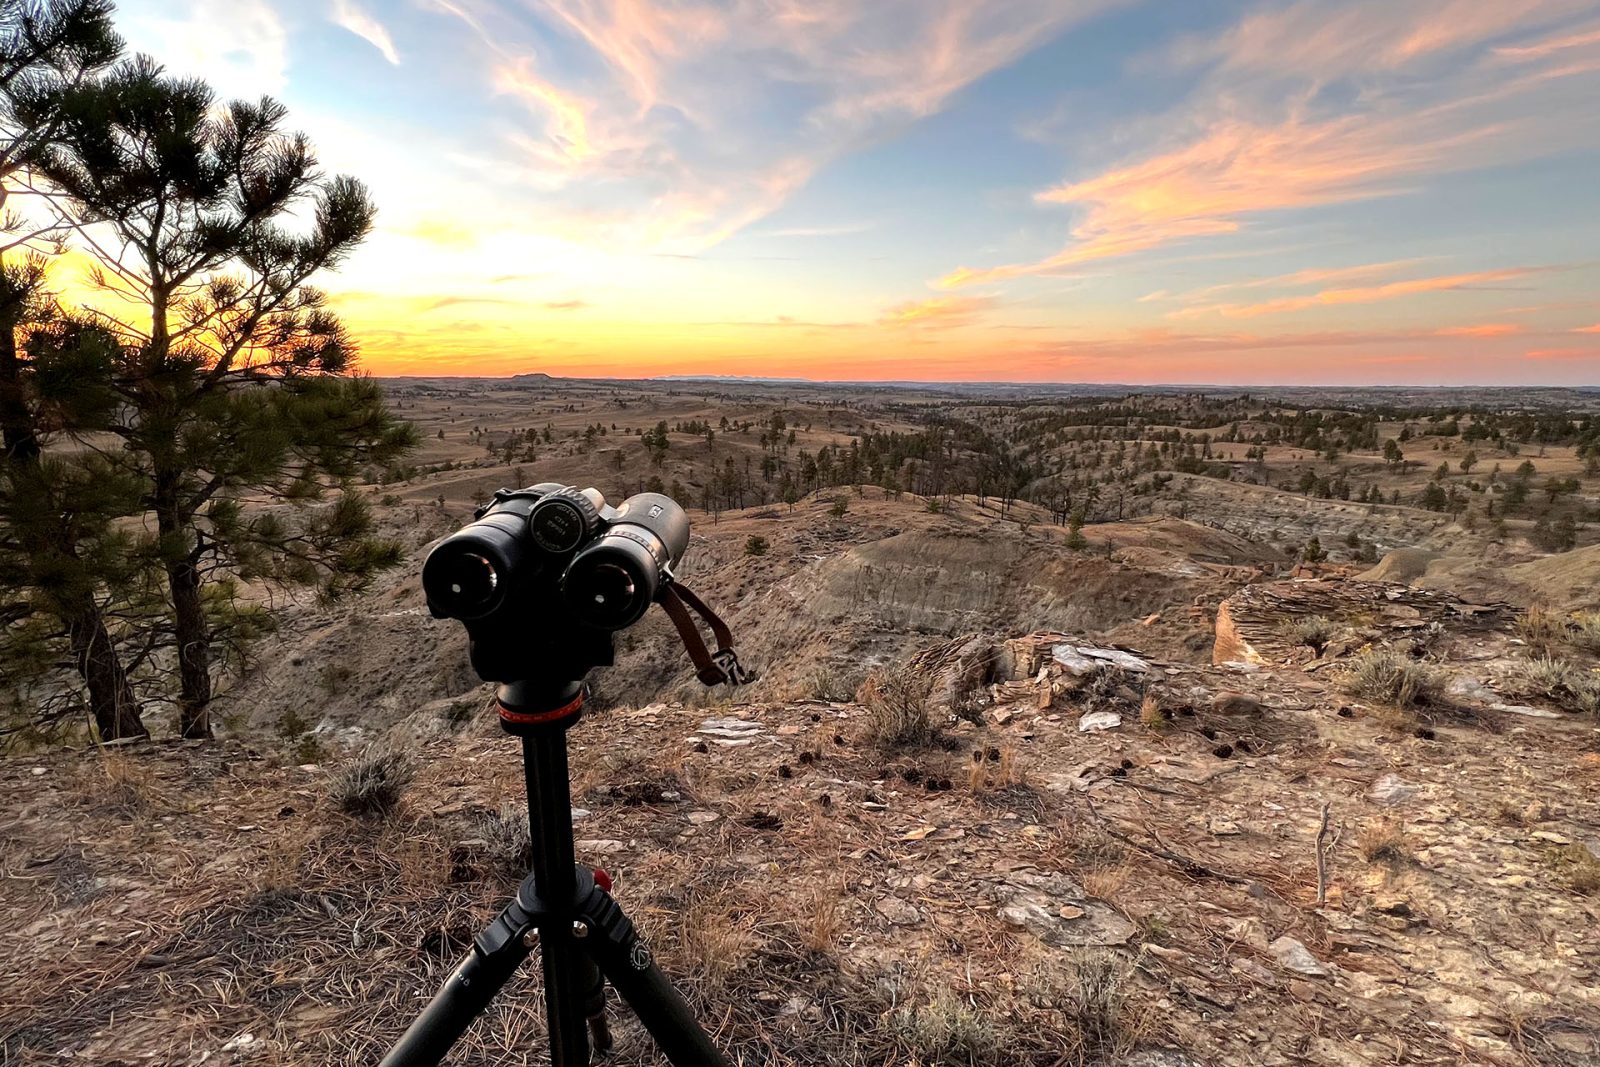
[{"xmin": 5, "ymin": 581, "xmax": 1600, "ymax": 1065}]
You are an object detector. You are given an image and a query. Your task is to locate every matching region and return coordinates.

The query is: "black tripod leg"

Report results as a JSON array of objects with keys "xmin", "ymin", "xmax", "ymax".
[
  {"xmin": 578, "ymin": 888, "xmax": 732, "ymax": 1067},
  {"xmin": 378, "ymin": 916, "xmax": 532, "ymax": 1067}
]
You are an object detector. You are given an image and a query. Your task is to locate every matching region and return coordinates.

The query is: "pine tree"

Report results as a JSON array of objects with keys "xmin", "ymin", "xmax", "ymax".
[
  {"xmin": 0, "ymin": 1, "xmax": 146, "ymax": 739},
  {"xmin": 27, "ymin": 57, "xmax": 415, "ymax": 737}
]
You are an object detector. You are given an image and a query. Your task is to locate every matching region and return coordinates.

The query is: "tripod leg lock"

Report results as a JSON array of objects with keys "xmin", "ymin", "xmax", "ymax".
[{"xmin": 575, "ymin": 880, "xmax": 656, "ymax": 971}]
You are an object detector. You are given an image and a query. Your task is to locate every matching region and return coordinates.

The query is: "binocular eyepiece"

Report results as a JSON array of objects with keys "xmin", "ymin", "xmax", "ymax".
[{"xmin": 422, "ymin": 483, "xmax": 691, "ymax": 635}]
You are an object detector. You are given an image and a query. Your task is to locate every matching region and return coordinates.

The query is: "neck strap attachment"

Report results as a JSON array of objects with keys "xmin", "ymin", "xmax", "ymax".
[{"xmin": 658, "ymin": 582, "xmax": 751, "ymax": 686}]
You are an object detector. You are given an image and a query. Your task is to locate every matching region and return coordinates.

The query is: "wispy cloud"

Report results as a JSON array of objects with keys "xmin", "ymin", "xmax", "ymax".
[
  {"xmin": 1574, "ymin": 323, "xmax": 1600, "ymax": 334},
  {"xmin": 1435, "ymin": 322, "xmax": 1523, "ymax": 337},
  {"xmin": 1170, "ymin": 267, "xmax": 1546, "ymax": 320},
  {"xmin": 939, "ymin": 2, "xmax": 1600, "ymax": 289},
  {"xmin": 880, "ymin": 294, "xmax": 998, "ymax": 327},
  {"xmin": 1526, "ymin": 347, "xmax": 1600, "ymax": 360},
  {"xmin": 544, "ymin": 299, "xmax": 588, "ymax": 311},
  {"xmin": 332, "ymin": 0, "xmax": 402, "ymax": 65},
  {"xmin": 433, "ymin": 0, "xmax": 1120, "ymax": 253}
]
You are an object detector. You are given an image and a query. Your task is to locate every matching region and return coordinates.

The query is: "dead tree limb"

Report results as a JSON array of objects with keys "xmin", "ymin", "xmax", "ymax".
[{"xmin": 1315, "ymin": 801, "xmax": 1332, "ymax": 906}]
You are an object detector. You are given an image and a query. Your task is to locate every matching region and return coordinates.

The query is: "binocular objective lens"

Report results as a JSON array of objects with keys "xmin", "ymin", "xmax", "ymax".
[
  {"xmin": 439, "ymin": 552, "xmax": 498, "ymax": 612},
  {"xmin": 587, "ymin": 563, "xmax": 637, "ymax": 614}
]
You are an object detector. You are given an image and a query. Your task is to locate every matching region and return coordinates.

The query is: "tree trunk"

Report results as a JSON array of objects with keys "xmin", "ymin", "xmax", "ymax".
[
  {"xmin": 66, "ymin": 601, "xmax": 146, "ymax": 739},
  {"xmin": 0, "ymin": 295, "xmax": 40, "ymax": 463},
  {"xmin": 155, "ymin": 474, "xmax": 213, "ymax": 738}
]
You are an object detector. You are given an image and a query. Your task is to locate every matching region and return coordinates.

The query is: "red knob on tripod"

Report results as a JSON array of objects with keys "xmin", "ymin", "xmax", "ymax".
[{"xmin": 592, "ymin": 868, "xmax": 613, "ymax": 893}]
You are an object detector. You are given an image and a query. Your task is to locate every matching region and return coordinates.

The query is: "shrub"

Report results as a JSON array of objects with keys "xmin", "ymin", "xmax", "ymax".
[
  {"xmin": 473, "ymin": 802, "xmax": 532, "ymax": 875},
  {"xmin": 828, "ymin": 495, "xmax": 849, "ymax": 518},
  {"xmin": 1570, "ymin": 612, "xmax": 1600, "ymax": 653},
  {"xmin": 330, "ymin": 744, "xmax": 415, "ymax": 817},
  {"xmin": 1019, "ymin": 952, "xmax": 1140, "ymax": 1065},
  {"xmin": 1280, "ymin": 614, "xmax": 1338, "ymax": 653},
  {"xmin": 1344, "ymin": 649, "xmax": 1440, "ymax": 707},
  {"xmin": 1356, "ymin": 818, "xmax": 1412, "ymax": 866},
  {"xmin": 1515, "ymin": 606, "xmax": 1566, "ymax": 655},
  {"xmin": 889, "ymin": 989, "xmax": 997, "ymax": 1065},
  {"xmin": 743, "ymin": 535, "xmax": 769, "ymax": 557},
  {"xmin": 1502, "ymin": 655, "xmax": 1600, "ymax": 715},
  {"xmin": 858, "ymin": 666, "xmax": 933, "ymax": 748}
]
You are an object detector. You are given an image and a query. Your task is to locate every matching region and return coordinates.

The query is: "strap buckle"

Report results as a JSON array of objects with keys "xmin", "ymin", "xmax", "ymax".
[{"xmin": 711, "ymin": 648, "xmax": 752, "ymax": 686}]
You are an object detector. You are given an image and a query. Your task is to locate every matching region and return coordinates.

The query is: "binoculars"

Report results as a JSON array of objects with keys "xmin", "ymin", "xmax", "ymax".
[{"xmin": 421, "ymin": 483, "xmax": 690, "ymax": 679}]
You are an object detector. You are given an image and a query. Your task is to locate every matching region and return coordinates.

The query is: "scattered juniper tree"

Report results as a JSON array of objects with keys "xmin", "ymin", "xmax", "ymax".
[{"xmin": 25, "ymin": 56, "xmax": 415, "ymax": 737}]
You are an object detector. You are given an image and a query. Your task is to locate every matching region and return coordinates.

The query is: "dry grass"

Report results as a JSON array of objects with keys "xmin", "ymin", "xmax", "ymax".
[
  {"xmin": 888, "ymin": 988, "xmax": 998, "ymax": 1065},
  {"xmin": 1516, "ymin": 605, "xmax": 1567, "ymax": 655},
  {"xmin": 1502, "ymin": 654, "xmax": 1600, "ymax": 715},
  {"xmin": 1356, "ymin": 818, "xmax": 1413, "ymax": 868},
  {"xmin": 1138, "ymin": 691, "xmax": 1167, "ymax": 731},
  {"xmin": 1344, "ymin": 649, "xmax": 1441, "ymax": 707},
  {"xmin": 1280, "ymin": 614, "xmax": 1338, "ymax": 652},
  {"xmin": 1082, "ymin": 862, "xmax": 1131, "ymax": 901},
  {"xmin": 77, "ymin": 747, "xmax": 158, "ymax": 814},
  {"xmin": 858, "ymin": 665, "xmax": 934, "ymax": 749},
  {"xmin": 329, "ymin": 744, "xmax": 416, "ymax": 817},
  {"xmin": 802, "ymin": 882, "xmax": 845, "ymax": 954},
  {"xmin": 472, "ymin": 802, "xmax": 532, "ymax": 875},
  {"xmin": 1543, "ymin": 844, "xmax": 1600, "ymax": 896},
  {"xmin": 1018, "ymin": 952, "xmax": 1144, "ymax": 1067}
]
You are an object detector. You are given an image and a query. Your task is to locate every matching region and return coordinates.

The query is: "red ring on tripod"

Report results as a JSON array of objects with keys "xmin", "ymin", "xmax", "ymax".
[{"xmin": 497, "ymin": 690, "xmax": 585, "ymax": 725}]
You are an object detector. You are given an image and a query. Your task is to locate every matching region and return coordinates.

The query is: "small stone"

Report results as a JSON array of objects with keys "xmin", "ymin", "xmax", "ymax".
[
  {"xmin": 575, "ymin": 839, "xmax": 626, "ymax": 855},
  {"xmin": 1233, "ymin": 958, "xmax": 1279, "ymax": 986},
  {"xmin": 1373, "ymin": 895, "xmax": 1411, "ymax": 917},
  {"xmin": 1212, "ymin": 692, "xmax": 1265, "ymax": 716},
  {"xmin": 875, "ymin": 895, "xmax": 922, "ymax": 926},
  {"xmin": 1208, "ymin": 817, "xmax": 1242, "ymax": 836},
  {"xmin": 1268, "ymin": 935, "xmax": 1330, "ymax": 977},
  {"xmin": 29, "ymin": 767, "xmax": 46, "ymax": 777},
  {"xmin": 1078, "ymin": 711, "xmax": 1122, "ymax": 732},
  {"xmin": 687, "ymin": 811, "xmax": 720, "ymax": 825},
  {"xmin": 1531, "ymin": 830, "xmax": 1572, "ymax": 846},
  {"xmin": 1370, "ymin": 774, "xmax": 1419, "ymax": 806}
]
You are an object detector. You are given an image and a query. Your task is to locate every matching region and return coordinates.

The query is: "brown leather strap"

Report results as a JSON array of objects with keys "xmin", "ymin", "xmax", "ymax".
[{"xmin": 658, "ymin": 582, "xmax": 748, "ymax": 685}]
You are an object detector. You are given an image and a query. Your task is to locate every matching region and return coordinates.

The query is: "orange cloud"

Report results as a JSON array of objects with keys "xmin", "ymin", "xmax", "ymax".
[
  {"xmin": 1174, "ymin": 259, "xmax": 1430, "ymax": 303},
  {"xmin": 1171, "ymin": 267, "xmax": 1545, "ymax": 320},
  {"xmin": 1574, "ymin": 323, "xmax": 1600, "ymax": 333},
  {"xmin": 1434, "ymin": 322, "xmax": 1524, "ymax": 337},
  {"xmin": 1526, "ymin": 347, "xmax": 1600, "ymax": 360},
  {"xmin": 880, "ymin": 295, "xmax": 998, "ymax": 328},
  {"xmin": 496, "ymin": 60, "xmax": 597, "ymax": 165},
  {"xmin": 938, "ymin": 113, "xmax": 1469, "ymax": 288},
  {"xmin": 940, "ymin": 3, "xmax": 1599, "ymax": 290}
]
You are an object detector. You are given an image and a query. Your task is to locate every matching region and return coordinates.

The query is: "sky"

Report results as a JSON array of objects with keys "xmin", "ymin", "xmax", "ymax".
[{"xmin": 107, "ymin": 0, "xmax": 1600, "ymax": 385}]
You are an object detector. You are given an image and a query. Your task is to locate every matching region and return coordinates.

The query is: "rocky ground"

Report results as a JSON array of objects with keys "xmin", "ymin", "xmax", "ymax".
[{"xmin": 5, "ymin": 533, "xmax": 1600, "ymax": 1064}]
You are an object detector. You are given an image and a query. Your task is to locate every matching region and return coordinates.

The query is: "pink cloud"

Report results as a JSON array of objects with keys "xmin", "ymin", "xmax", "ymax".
[
  {"xmin": 1434, "ymin": 322, "xmax": 1524, "ymax": 337},
  {"xmin": 880, "ymin": 294, "xmax": 998, "ymax": 328},
  {"xmin": 1526, "ymin": 347, "xmax": 1600, "ymax": 360},
  {"xmin": 1170, "ymin": 267, "xmax": 1546, "ymax": 320}
]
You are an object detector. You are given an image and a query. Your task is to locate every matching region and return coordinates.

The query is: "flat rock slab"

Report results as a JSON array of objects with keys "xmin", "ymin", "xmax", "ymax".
[
  {"xmin": 1268, "ymin": 935, "xmax": 1330, "ymax": 976},
  {"xmin": 1052, "ymin": 643, "xmax": 1151, "ymax": 675},
  {"xmin": 1079, "ymin": 710, "xmax": 1123, "ymax": 732},
  {"xmin": 696, "ymin": 718, "xmax": 765, "ymax": 744},
  {"xmin": 987, "ymin": 869, "xmax": 1135, "ymax": 947}
]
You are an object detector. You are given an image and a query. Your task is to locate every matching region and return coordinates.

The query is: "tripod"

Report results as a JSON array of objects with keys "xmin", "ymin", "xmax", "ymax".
[{"xmin": 380, "ymin": 677, "xmax": 731, "ymax": 1067}]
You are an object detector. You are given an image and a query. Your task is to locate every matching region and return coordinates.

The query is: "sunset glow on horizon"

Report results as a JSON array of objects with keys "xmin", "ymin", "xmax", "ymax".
[{"xmin": 112, "ymin": 0, "xmax": 1600, "ymax": 385}]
